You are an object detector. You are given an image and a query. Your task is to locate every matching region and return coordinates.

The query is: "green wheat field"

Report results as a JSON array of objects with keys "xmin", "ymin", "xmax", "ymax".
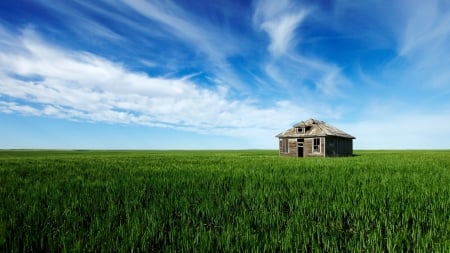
[{"xmin": 1, "ymin": 150, "xmax": 450, "ymax": 252}]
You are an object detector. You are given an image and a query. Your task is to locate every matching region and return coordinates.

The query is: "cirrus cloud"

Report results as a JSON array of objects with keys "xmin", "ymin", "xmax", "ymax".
[{"xmin": 0, "ymin": 27, "xmax": 328, "ymax": 138}]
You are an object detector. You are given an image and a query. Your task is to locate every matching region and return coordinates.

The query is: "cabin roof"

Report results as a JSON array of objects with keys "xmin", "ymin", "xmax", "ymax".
[{"xmin": 276, "ymin": 118, "xmax": 355, "ymax": 139}]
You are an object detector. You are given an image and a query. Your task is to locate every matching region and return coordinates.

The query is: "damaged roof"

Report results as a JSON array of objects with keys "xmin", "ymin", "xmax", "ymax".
[{"xmin": 276, "ymin": 118, "xmax": 355, "ymax": 139}]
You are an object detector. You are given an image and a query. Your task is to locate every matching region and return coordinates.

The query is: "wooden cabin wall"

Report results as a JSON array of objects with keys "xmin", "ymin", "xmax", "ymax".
[
  {"xmin": 304, "ymin": 138, "xmax": 312, "ymax": 156},
  {"xmin": 340, "ymin": 139, "xmax": 353, "ymax": 156},
  {"xmin": 279, "ymin": 138, "xmax": 298, "ymax": 157},
  {"xmin": 304, "ymin": 137, "xmax": 325, "ymax": 157},
  {"xmin": 325, "ymin": 137, "xmax": 336, "ymax": 157},
  {"xmin": 325, "ymin": 137, "xmax": 353, "ymax": 157},
  {"xmin": 288, "ymin": 139, "xmax": 298, "ymax": 157},
  {"xmin": 280, "ymin": 137, "xmax": 351, "ymax": 157},
  {"xmin": 320, "ymin": 138, "xmax": 325, "ymax": 157}
]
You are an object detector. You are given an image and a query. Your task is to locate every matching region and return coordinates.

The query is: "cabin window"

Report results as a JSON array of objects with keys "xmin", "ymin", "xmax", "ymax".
[
  {"xmin": 313, "ymin": 138, "xmax": 320, "ymax": 153},
  {"xmin": 296, "ymin": 127, "xmax": 304, "ymax": 133},
  {"xmin": 281, "ymin": 139, "xmax": 289, "ymax": 153}
]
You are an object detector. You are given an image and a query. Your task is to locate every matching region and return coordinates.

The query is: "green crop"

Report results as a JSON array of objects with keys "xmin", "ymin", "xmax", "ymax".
[{"xmin": 1, "ymin": 150, "xmax": 450, "ymax": 252}]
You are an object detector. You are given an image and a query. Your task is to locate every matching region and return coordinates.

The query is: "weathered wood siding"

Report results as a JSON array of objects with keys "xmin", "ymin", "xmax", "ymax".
[
  {"xmin": 279, "ymin": 136, "xmax": 353, "ymax": 157},
  {"xmin": 304, "ymin": 138, "xmax": 312, "ymax": 156},
  {"xmin": 279, "ymin": 138, "xmax": 298, "ymax": 157},
  {"xmin": 290, "ymin": 139, "xmax": 298, "ymax": 156},
  {"xmin": 278, "ymin": 137, "xmax": 326, "ymax": 157},
  {"xmin": 303, "ymin": 137, "xmax": 325, "ymax": 157}
]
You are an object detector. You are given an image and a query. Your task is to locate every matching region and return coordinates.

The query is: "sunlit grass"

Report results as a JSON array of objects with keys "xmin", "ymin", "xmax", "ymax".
[{"xmin": 1, "ymin": 150, "xmax": 450, "ymax": 251}]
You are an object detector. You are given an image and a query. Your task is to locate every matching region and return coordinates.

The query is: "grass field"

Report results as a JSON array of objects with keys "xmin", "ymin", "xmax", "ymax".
[{"xmin": 1, "ymin": 150, "xmax": 450, "ymax": 252}]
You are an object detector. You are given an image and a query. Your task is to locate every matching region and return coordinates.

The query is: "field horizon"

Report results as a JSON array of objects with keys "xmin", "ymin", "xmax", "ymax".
[{"xmin": 2, "ymin": 148, "xmax": 450, "ymax": 152}]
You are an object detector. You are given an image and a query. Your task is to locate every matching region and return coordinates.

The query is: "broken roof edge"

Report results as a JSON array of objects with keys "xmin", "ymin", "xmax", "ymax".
[
  {"xmin": 275, "ymin": 133, "xmax": 355, "ymax": 139},
  {"xmin": 293, "ymin": 118, "xmax": 324, "ymax": 127},
  {"xmin": 276, "ymin": 118, "xmax": 356, "ymax": 139}
]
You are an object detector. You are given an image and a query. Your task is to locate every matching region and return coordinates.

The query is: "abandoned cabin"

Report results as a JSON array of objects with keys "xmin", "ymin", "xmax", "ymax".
[{"xmin": 276, "ymin": 119, "xmax": 355, "ymax": 157}]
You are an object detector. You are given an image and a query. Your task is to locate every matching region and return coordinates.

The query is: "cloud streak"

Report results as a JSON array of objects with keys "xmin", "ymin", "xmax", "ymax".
[
  {"xmin": 395, "ymin": 0, "xmax": 450, "ymax": 90},
  {"xmin": 253, "ymin": 0, "xmax": 308, "ymax": 56},
  {"xmin": 0, "ymin": 27, "xmax": 325, "ymax": 138}
]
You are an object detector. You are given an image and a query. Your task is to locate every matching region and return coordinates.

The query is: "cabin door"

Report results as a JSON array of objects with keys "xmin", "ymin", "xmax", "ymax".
[{"xmin": 297, "ymin": 139, "xmax": 304, "ymax": 157}]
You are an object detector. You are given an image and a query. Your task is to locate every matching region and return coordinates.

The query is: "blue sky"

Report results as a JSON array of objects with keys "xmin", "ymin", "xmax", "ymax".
[{"xmin": 1, "ymin": 0, "xmax": 450, "ymax": 149}]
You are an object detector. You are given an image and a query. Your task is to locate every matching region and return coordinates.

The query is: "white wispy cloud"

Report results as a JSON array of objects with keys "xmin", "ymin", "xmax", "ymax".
[
  {"xmin": 0, "ymin": 27, "xmax": 328, "ymax": 138},
  {"xmin": 36, "ymin": 1, "xmax": 125, "ymax": 42},
  {"xmin": 252, "ymin": 0, "xmax": 350, "ymax": 98},
  {"xmin": 260, "ymin": 45, "xmax": 349, "ymax": 98},
  {"xmin": 122, "ymin": 0, "xmax": 240, "ymax": 62},
  {"xmin": 398, "ymin": 1, "xmax": 450, "ymax": 58},
  {"xmin": 253, "ymin": 0, "xmax": 308, "ymax": 56},
  {"xmin": 120, "ymin": 0, "xmax": 253, "ymax": 93},
  {"xmin": 395, "ymin": 0, "xmax": 450, "ymax": 89},
  {"xmin": 26, "ymin": 0, "xmax": 251, "ymax": 95},
  {"xmin": 331, "ymin": 0, "xmax": 450, "ymax": 91}
]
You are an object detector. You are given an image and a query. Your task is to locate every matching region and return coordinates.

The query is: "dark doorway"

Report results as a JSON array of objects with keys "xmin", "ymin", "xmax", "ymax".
[{"xmin": 297, "ymin": 139, "xmax": 304, "ymax": 157}]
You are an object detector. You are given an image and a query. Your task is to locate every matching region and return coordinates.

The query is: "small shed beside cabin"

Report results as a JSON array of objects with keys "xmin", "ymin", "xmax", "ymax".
[{"xmin": 276, "ymin": 119, "xmax": 355, "ymax": 157}]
